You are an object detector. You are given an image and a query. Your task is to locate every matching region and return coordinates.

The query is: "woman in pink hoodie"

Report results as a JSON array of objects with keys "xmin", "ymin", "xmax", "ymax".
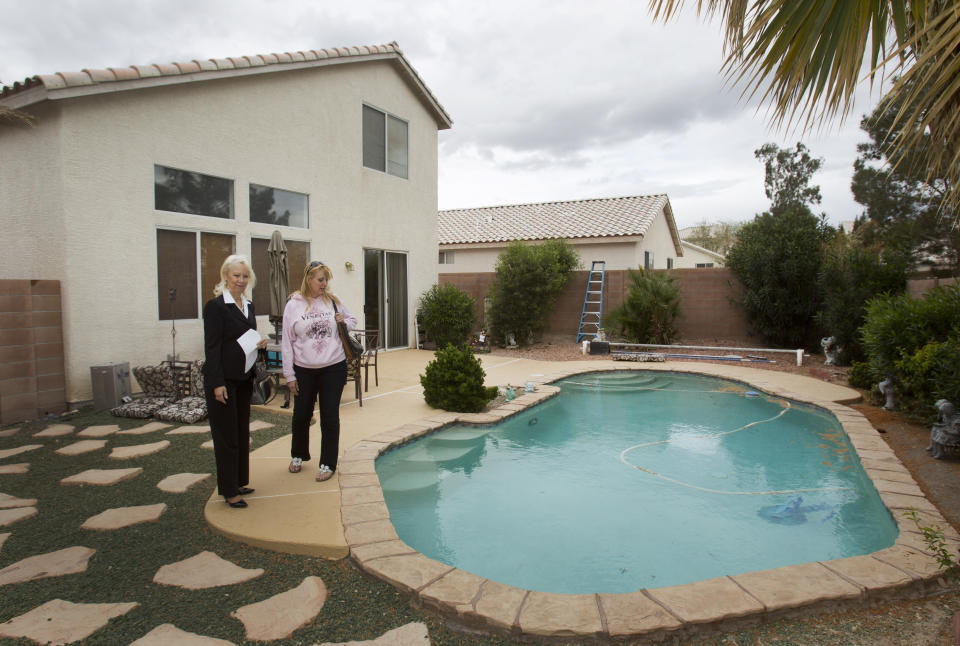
[{"xmin": 281, "ymin": 261, "xmax": 357, "ymax": 481}]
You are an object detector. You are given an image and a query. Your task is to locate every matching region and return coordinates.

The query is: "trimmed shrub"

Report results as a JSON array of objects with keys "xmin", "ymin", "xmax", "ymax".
[
  {"xmin": 725, "ymin": 206, "xmax": 831, "ymax": 348},
  {"xmin": 487, "ymin": 239, "xmax": 580, "ymax": 346},
  {"xmin": 860, "ymin": 284, "xmax": 960, "ymax": 414},
  {"xmin": 420, "ymin": 344, "xmax": 497, "ymax": 413},
  {"xmin": 607, "ymin": 269, "xmax": 680, "ymax": 344},
  {"xmin": 417, "ymin": 283, "xmax": 476, "ymax": 348},
  {"xmin": 847, "ymin": 361, "xmax": 874, "ymax": 389},
  {"xmin": 816, "ymin": 238, "xmax": 906, "ymax": 364}
]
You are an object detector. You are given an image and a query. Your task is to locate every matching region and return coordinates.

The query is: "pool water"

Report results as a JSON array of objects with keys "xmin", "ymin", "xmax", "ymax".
[{"xmin": 376, "ymin": 371, "xmax": 898, "ymax": 593}]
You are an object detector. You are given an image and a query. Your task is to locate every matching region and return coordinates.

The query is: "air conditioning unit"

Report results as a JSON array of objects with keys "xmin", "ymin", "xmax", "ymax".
[{"xmin": 90, "ymin": 362, "xmax": 131, "ymax": 410}]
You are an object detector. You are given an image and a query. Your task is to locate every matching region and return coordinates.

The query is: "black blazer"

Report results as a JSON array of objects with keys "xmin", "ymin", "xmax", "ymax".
[{"xmin": 203, "ymin": 295, "xmax": 258, "ymax": 389}]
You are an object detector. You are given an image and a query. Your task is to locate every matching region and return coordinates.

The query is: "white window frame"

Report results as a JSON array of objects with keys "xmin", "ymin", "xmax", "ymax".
[{"xmin": 362, "ymin": 104, "xmax": 409, "ymax": 179}]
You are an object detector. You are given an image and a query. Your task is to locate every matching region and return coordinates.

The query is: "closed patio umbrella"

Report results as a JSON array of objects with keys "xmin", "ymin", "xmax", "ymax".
[{"xmin": 267, "ymin": 230, "xmax": 290, "ymax": 341}]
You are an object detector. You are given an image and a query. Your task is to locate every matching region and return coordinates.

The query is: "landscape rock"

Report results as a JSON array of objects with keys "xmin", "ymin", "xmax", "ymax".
[
  {"xmin": 55, "ymin": 440, "xmax": 108, "ymax": 456},
  {"xmin": 0, "ymin": 546, "xmax": 95, "ymax": 585},
  {"xmin": 61, "ymin": 467, "xmax": 143, "ymax": 486},
  {"xmin": 109, "ymin": 440, "xmax": 170, "ymax": 459},
  {"xmin": 157, "ymin": 472, "xmax": 210, "ymax": 493},
  {"xmin": 232, "ymin": 576, "xmax": 327, "ymax": 640},
  {"xmin": 130, "ymin": 623, "xmax": 234, "ymax": 645},
  {"xmin": 153, "ymin": 551, "xmax": 264, "ymax": 589},
  {"xmin": 81, "ymin": 503, "xmax": 167, "ymax": 530},
  {"xmin": 0, "ymin": 598, "xmax": 137, "ymax": 645}
]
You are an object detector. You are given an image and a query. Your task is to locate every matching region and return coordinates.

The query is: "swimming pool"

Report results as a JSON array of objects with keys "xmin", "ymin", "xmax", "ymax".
[{"xmin": 375, "ymin": 371, "xmax": 898, "ymax": 594}]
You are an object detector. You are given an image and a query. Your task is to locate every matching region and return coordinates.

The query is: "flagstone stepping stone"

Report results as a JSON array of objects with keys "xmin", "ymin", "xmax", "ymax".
[
  {"xmin": 61, "ymin": 467, "xmax": 142, "ymax": 487},
  {"xmin": 153, "ymin": 551, "xmax": 264, "ymax": 589},
  {"xmin": 0, "ymin": 445, "xmax": 41, "ymax": 460},
  {"xmin": 81, "ymin": 503, "xmax": 167, "ymax": 530},
  {"xmin": 157, "ymin": 472, "xmax": 210, "ymax": 493},
  {"xmin": 231, "ymin": 576, "xmax": 327, "ymax": 641},
  {"xmin": 117, "ymin": 421, "xmax": 171, "ymax": 435},
  {"xmin": 0, "ymin": 546, "xmax": 95, "ymax": 585},
  {"xmin": 317, "ymin": 622, "xmax": 431, "ymax": 646},
  {"xmin": 201, "ymin": 438, "xmax": 251, "ymax": 449},
  {"xmin": 131, "ymin": 623, "xmax": 234, "ymax": 645},
  {"xmin": 32, "ymin": 424, "xmax": 74, "ymax": 437},
  {"xmin": 77, "ymin": 424, "xmax": 121, "ymax": 438},
  {"xmin": 0, "ymin": 463, "xmax": 28, "ymax": 475},
  {"xmin": 0, "ymin": 507, "xmax": 36, "ymax": 527},
  {"xmin": 55, "ymin": 440, "xmax": 108, "ymax": 456},
  {"xmin": 249, "ymin": 420, "xmax": 274, "ymax": 431},
  {"xmin": 0, "ymin": 532, "xmax": 9, "ymax": 553},
  {"xmin": 0, "ymin": 493, "xmax": 37, "ymax": 508},
  {"xmin": 166, "ymin": 425, "xmax": 209, "ymax": 435},
  {"xmin": 0, "ymin": 428, "xmax": 19, "ymax": 438},
  {"xmin": 109, "ymin": 440, "xmax": 170, "ymax": 460},
  {"xmin": 0, "ymin": 598, "xmax": 138, "ymax": 645}
]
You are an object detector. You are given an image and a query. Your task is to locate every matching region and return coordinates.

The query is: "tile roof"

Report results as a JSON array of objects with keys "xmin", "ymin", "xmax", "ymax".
[
  {"xmin": 1, "ymin": 42, "xmax": 451, "ymax": 129},
  {"xmin": 438, "ymin": 194, "xmax": 676, "ymax": 245}
]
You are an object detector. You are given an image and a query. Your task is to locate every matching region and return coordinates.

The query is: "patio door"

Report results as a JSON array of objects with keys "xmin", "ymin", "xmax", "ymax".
[{"xmin": 363, "ymin": 249, "xmax": 408, "ymax": 349}]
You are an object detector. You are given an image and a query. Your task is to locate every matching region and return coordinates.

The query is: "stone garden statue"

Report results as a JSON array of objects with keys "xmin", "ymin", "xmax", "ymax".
[
  {"xmin": 927, "ymin": 399, "xmax": 960, "ymax": 459},
  {"xmin": 878, "ymin": 377, "xmax": 898, "ymax": 411},
  {"xmin": 820, "ymin": 336, "xmax": 841, "ymax": 366}
]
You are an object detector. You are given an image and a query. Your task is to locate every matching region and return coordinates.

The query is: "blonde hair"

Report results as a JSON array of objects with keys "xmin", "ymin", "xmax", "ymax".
[
  {"xmin": 293, "ymin": 261, "xmax": 341, "ymax": 311},
  {"xmin": 213, "ymin": 254, "xmax": 256, "ymax": 298}
]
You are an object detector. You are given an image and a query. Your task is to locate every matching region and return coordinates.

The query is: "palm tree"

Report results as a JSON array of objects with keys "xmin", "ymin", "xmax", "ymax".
[{"xmin": 649, "ymin": 1, "xmax": 959, "ymax": 223}]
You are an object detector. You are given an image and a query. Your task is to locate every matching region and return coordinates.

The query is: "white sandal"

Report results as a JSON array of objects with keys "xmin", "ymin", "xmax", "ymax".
[
  {"xmin": 289, "ymin": 457, "xmax": 302, "ymax": 473},
  {"xmin": 315, "ymin": 464, "xmax": 333, "ymax": 482}
]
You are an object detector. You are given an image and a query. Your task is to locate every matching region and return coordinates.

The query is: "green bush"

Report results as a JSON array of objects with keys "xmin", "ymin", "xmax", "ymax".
[
  {"xmin": 847, "ymin": 361, "xmax": 874, "ymax": 389},
  {"xmin": 725, "ymin": 206, "xmax": 831, "ymax": 348},
  {"xmin": 860, "ymin": 284, "xmax": 960, "ymax": 413},
  {"xmin": 487, "ymin": 239, "xmax": 580, "ymax": 346},
  {"xmin": 417, "ymin": 283, "xmax": 476, "ymax": 348},
  {"xmin": 895, "ymin": 334, "xmax": 960, "ymax": 418},
  {"xmin": 420, "ymin": 344, "xmax": 497, "ymax": 412},
  {"xmin": 816, "ymin": 237, "xmax": 906, "ymax": 364},
  {"xmin": 607, "ymin": 269, "xmax": 680, "ymax": 344}
]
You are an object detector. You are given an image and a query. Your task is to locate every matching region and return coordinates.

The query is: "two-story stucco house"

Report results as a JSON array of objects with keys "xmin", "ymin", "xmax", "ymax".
[
  {"xmin": 0, "ymin": 42, "xmax": 451, "ymax": 406},
  {"xmin": 437, "ymin": 194, "xmax": 683, "ymax": 273}
]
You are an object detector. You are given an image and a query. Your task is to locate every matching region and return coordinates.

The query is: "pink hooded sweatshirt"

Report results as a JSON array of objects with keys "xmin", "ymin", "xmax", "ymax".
[{"xmin": 281, "ymin": 292, "xmax": 358, "ymax": 382}]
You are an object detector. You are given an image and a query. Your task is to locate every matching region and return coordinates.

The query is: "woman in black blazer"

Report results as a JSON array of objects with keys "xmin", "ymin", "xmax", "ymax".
[{"xmin": 203, "ymin": 254, "xmax": 267, "ymax": 508}]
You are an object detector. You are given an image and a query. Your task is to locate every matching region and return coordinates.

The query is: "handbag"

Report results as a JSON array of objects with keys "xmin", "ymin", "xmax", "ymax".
[
  {"xmin": 251, "ymin": 356, "xmax": 273, "ymax": 405},
  {"xmin": 333, "ymin": 301, "xmax": 363, "ymax": 359}
]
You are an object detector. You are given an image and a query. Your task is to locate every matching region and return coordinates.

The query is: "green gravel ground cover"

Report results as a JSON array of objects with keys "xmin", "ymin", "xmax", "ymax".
[{"xmin": 1, "ymin": 408, "xmax": 958, "ymax": 645}]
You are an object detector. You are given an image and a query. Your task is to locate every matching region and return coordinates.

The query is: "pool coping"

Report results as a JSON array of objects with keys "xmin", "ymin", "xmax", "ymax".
[{"xmin": 340, "ymin": 363, "xmax": 957, "ymax": 643}]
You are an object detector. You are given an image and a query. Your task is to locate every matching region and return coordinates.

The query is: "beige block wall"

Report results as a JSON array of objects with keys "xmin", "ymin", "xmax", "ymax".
[
  {"xmin": 1, "ymin": 61, "xmax": 440, "ymax": 403},
  {"xmin": 439, "ymin": 268, "xmax": 751, "ymax": 343}
]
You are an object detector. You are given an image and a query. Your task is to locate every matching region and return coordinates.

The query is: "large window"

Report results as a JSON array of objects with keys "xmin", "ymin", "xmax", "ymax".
[
  {"xmin": 156, "ymin": 229, "xmax": 235, "ymax": 320},
  {"xmin": 154, "ymin": 165, "xmax": 234, "ymax": 218},
  {"xmin": 362, "ymin": 105, "xmax": 408, "ymax": 179},
  {"xmin": 250, "ymin": 237, "xmax": 310, "ymax": 316},
  {"xmin": 249, "ymin": 184, "xmax": 309, "ymax": 228}
]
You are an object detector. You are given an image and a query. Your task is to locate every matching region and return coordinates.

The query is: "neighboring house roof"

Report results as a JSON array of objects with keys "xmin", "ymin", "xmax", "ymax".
[
  {"xmin": 0, "ymin": 41, "xmax": 452, "ymax": 130},
  {"xmin": 680, "ymin": 240, "xmax": 726, "ymax": 263},
  {"xmin": 438, "ymin": 194, "xmax": 681, "ymax": 251}
]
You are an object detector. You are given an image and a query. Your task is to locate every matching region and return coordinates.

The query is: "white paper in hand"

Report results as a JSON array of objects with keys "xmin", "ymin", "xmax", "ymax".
[{"xmin": 237, "ymin": 329, "xmax": 262, "ymax": 373}]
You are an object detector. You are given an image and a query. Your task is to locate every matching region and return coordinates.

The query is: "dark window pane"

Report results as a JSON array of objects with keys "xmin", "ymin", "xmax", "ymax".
[
  {"xmin": 200, "ymin": 233, "xmax": 235, "ymax": 301},
  {"xmin": 362, "ymin": 105, "xmax": 386, "ymax": 172},
  {"xmin": 157, "ymin": 229, "xmax": 198, "ymax": 321},
  {"xmin": 154, "ymin": 165, "xmax": 234, "ymax": 218},
  {"xmin": 249, "ymin": 183, "xmax": 309, "ymax": 228},
  {"xmin": 285, "ymin": 241, "xmax": 309, "ymax": 295},
  {"xmin": 387, "ymin": 115, "xmax": 408, "ymax": 178},
  {"xmin": 251, "ymin": 237, "xmax": 270, "ymax": 310}
]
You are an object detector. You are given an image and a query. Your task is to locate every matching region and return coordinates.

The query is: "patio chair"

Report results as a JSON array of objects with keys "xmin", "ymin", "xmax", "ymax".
[
  {"xmin": 345, "ymin": 332, "xmax": 364, "ymax": 406},
  {"xmin": 358, "ymin": 329, "xmax": 379, "ymax": 391}
]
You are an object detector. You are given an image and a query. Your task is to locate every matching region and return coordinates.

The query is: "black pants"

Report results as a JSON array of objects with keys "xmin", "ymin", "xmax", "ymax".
[
  {"xmin": 205, "ymin": 377, "xmax": 252, "ymax": 498},
  {"xmin": 291, "ymin": 361, "xmax": 347, "ymax": 471}
]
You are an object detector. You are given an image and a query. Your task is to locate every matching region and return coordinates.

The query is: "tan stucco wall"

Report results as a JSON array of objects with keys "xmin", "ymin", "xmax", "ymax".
[
  {"xmin": 1, "ymin": 60, "xmax": 440, "ymax": 402},
  {"xmin": 675, "ymin": 243, "xmax": 725, "ymax": 268}
]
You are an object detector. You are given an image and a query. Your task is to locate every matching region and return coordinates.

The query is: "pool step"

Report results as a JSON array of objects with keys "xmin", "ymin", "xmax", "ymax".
[
  {"xmin": 401, "ymin": 442, "xmax": 482, "ymax": 466},
  {"xmin": 563, "ymin": 379, "xmax": 671, "ymax": 393},
  {"xmin": 428, "ymin": 428, "xmax": 491, "ymax": 447},
  {"xmin": 379, "ymin": 470, "xmax": 441, "ymax": 494}
]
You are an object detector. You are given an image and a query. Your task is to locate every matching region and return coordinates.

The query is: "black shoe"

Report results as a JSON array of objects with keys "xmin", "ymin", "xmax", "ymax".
[
  {"xmin": 238, "ymin": 487, "xmax": 255, "ymax": 495},
  {"xmin": 226, "ymin": 498, "xmax": 248, "ymax": 508}
]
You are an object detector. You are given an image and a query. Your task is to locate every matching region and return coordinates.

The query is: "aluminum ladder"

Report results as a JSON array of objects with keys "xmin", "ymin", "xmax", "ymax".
[{"xmin": 576, "ymin": 261, "xmax": 606, "ymax": 343}]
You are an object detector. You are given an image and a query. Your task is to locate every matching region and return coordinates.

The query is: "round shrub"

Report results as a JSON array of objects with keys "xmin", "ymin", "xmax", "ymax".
[
  {"xmin": 417, "ymin": 284, "xmax": 476, "ymax": 348},
  {"xmin": 420, "ymin": 344, "xmax": 497, "ymax": 412},
  {"xmin": 847, "ymin": 361, "xmax": 874, "ymax": 389}
]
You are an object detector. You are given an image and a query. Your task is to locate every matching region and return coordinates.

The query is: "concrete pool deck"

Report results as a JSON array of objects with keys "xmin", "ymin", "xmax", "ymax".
[{"xmin": 205, "ymin": 349, "xmax": 955, "ymax": 642}]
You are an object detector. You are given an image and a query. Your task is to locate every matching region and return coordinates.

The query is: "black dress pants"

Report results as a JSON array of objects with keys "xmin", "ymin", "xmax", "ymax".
[
  {"xmin": 291, "ymin": 361, "xmax": 347, "ymax": 471},
  {"xmin": 205, "ymin": 377, "xmax": 252, "ymax": 497}
]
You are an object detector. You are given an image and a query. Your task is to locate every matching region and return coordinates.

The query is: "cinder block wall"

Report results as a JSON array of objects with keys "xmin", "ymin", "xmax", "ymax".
[
  {"xmin": 439, "ymin": 268, "xmax": 752, "ymax": 343},
  {"xmin": 0, "ymin": 280, "xmax": 67, "ymax": 425}
]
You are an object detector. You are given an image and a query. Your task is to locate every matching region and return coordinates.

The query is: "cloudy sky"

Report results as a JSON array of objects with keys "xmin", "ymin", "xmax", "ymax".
[{"xmin": 2, "ymin": 0, "xmax": 885, "ymax": 230}]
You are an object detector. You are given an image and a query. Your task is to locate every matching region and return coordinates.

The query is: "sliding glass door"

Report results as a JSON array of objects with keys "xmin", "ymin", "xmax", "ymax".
[{"xmin": 363, "ymin": 249, "xmax": 408, "ymax": 349}]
